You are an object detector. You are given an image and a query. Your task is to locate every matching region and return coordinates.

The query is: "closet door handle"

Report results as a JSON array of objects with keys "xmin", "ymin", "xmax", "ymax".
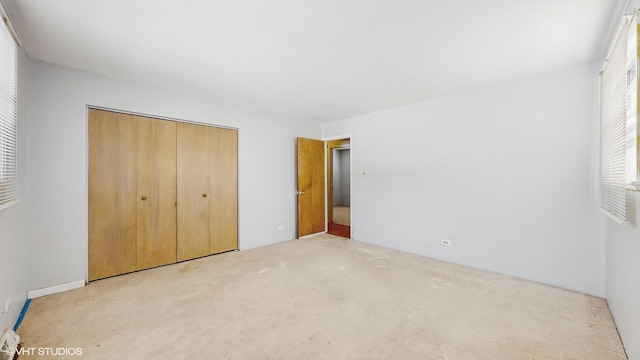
[
  {"xmin": 202, "ymin": 194, "xmax": 208, "ymax": 198},
  {"xmin": 141, "ymin": 196, "xmax": 147, "ymax": 201}
]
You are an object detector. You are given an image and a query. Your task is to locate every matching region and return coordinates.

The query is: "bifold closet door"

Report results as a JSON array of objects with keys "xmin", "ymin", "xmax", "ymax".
[
  {"xmin": 136, "ymin": 117, "xmax": 177, "ymax": 270},
  {"xmin": 177, "ymin": 123, "xmax": 211, "ymax": 261},
  {"xmin": 90, "ymin": 110, "xmax": 238, "ymax": 278},
  {"xmin": 88, "ymin": 110, "xmax": 137, "ymax": 281},
  {"xmin": 210, "ymin": 127, "xmax": 238, "ymax": 254}
]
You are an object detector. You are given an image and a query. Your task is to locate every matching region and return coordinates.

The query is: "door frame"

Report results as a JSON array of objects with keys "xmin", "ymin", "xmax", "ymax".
[{"xmin": 322, "ymin": 134, "xmax": 352, "ymax": 238}]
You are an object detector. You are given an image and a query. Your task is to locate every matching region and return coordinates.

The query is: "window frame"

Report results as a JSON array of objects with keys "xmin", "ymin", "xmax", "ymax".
[{"xmin": 0, "ymin": 7, "xmax": 19, "ymax": 211}]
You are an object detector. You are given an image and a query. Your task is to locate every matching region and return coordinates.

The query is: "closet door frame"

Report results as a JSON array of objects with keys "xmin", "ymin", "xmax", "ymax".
[{"xmin": 86, "ymin": 106, "xmax": 239, "ymax": 281}]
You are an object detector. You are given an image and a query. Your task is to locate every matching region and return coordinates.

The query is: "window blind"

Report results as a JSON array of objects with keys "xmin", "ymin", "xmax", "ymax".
[
  {"xmin": 600, "ymin": 16, "xmax": 631, "ymax": 224},
  {"xmin": 0, "ymin": 15, "xmax": 18, "ymax": 210}
]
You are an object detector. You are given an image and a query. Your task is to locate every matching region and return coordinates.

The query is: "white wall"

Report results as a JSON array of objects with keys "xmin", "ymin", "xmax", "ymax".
[
  {"xmin": 332, "ymin": 149, "xmax": 342, "ymax": 205},
  {"xmin": 338, "ymin": 149, "xmax": 350, "ymax": 206},
  {"xmin": 606, "ymin": 191, "xmax": 640, "ymax": 360},
  {"xmin": 322, "ymin": 62, "xmax": 604, "ymax": 296},
  {"xmin": 0, "ymin": 49, "xmax": 29, "ymax": 330},
  {"xmin": 27, "ymin": 59, "xmax": 320, "ymax": 292}
]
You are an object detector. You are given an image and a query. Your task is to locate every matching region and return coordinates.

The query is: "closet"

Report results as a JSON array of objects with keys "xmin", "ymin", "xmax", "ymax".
[{"xmin": 88, "ymin": 109, "xmax": 238, "ymax": 281}]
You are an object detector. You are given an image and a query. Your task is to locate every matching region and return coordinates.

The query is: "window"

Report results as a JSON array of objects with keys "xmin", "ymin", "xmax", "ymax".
[
  {"xmin": 0, "ymin": 13, "xmax": 18, "ymax": 210},
  {"xmin": 599, "ymin": 11, "xmax": 640, "ymax": 224}
]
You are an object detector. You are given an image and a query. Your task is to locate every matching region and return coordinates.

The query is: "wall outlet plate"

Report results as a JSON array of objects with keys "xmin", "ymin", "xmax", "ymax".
[
  {"xmin": 278, "ymin": 225, "xmax": 285, "ymax": 231},
  {"xmin": 441, "ymin": 239, "xmax": 451, "ymax": 246}
]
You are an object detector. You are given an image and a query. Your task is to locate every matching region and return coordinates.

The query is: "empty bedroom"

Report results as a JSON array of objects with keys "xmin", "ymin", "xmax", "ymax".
[{"xmin": 0, "ymin": 0, "xmax": 639, "ymax": 359}]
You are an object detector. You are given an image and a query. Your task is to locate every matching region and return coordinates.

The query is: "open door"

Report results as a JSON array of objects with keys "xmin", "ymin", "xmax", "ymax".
[{"xmin": 297, "ymin": 137, "xmax": 325, "ymax": 237}]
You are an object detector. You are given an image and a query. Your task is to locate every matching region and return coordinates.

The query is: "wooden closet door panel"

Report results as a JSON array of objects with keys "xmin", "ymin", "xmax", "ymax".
[
  {"xmin": 210, "ymin": 127, "xmax": 238, "ymax": 254},
  {"xmin": 136, "ymin": 117, "xmax": 177, "ymax": 270},
  {"xmin": 88, "ymin": 110, "xmax": 137, "ymax": 280},
  {"xmin": 177, "ymin": 122, "xmax": 210, "ymax": 261},
  {"xmin": 297, "ymin": 137, "xmax": 326, "ymax": 237}
]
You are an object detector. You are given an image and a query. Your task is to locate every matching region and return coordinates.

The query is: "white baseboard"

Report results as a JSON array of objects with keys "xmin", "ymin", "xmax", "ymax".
[{"xmin": 27, "ymin": 280, "xmax": 85, "ymax": 299}]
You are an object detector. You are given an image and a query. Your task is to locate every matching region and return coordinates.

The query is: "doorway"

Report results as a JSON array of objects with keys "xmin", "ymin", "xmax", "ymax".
[{"xmin": 327, "ymin": 139, "xmax": 350, "ymax": 238}]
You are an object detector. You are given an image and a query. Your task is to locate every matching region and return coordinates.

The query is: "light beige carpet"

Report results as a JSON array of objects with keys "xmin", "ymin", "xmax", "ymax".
[
  {"xmin": 18, "ymin": 235, "xmax": 626, "ymax": 359},
  {"xmin": 333, "ymin": 206, "xmax": 350, "ymax": 226}
]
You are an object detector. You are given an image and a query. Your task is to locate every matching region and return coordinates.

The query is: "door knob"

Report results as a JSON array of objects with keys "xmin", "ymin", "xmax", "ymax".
[
  {"xmin": 202, "ymin": 194, "xmax": 207, "ymax": 198},
  {"xmin": 297, "ymin": 191, "xmax": 305, "ymax": 195},
  {"xmin": 141, "ymin": 196, "xmax": 147, "ymax": 201}
]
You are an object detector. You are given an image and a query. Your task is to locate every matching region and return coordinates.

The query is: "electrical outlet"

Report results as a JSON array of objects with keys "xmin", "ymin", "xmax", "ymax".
[
  {"xmin": 441, "ymin": 239, "xmax": 451, "ymax": 246},
  {"xmin": 278, "ymin": 225, "xmax": 285, "ymax": 231},
  {"xmin": 3, "ymin": 298, "xmax": 10, "ymax": 313}
]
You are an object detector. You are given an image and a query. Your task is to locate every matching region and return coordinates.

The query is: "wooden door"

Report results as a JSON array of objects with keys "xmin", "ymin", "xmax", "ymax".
[
  {"xmin": 297, "ymin": 137, "xmax": 325, "ymax": 237},
  {"xmin": 88, "ymin": 109, "xmax": 137, "ymax": 280},
  {"xmin": 136, "ymin": 117, "xmax": 177, "ymax": 270},
  {"xmin": 177, "ymin": 122, "xmax": 210, "ymax": 261},
  {"xmin": 210, "ymin": 127, "xmax": 238, "ymax": 254}
]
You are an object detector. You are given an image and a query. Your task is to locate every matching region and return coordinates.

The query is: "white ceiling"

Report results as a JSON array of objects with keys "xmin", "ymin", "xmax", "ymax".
[{"xmin": 2, "ymin": 0, "xmax": 627, "ymax": 122}]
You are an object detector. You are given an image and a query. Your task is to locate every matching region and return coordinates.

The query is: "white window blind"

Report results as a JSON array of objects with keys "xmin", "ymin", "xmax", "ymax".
[
  {"xmin": 600, "ymin": 16, "xmax": 631, "ymax": 224},
  {"xmin": 0, "ymin": 15, "xmax": 18, "ymax": 210}
]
